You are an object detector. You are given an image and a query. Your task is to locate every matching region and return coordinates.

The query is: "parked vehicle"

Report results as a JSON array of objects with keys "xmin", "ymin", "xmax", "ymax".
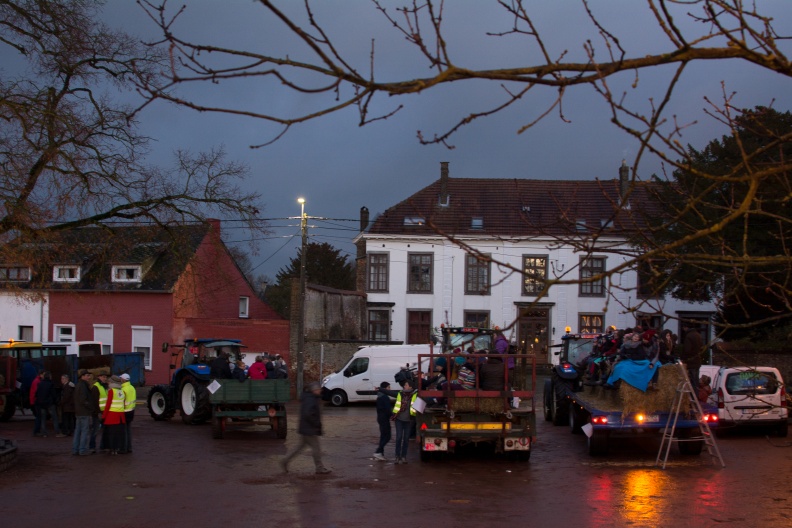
[
  {"xmin": 415, "ymin": 326, "xmax": 537, "ymax": 461},
  {"xmin": 321, "ymin": 344, "xmax": 430, "ymax": 406},
  {"xmin": 209, "ymin": 378, "xmax": 290, "ymax": 440},
  {"xmin": 0, "ymin": 340, "xmax": 144, "ymax": 421},
  {"xmin": 700, "ymin": 365, "xmax": 788, "ymax": 437},
  {"xmin": 545, "ymin": 330, "xmax": 718, "ymax": 456},
  {"xmin": 147, "ymin": 339, "xmax": 247, "ymax": 424}
]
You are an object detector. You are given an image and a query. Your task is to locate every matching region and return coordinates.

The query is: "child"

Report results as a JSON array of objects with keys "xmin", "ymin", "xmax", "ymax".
[{"xmin": 698, "ymin": 375, "xmax": 712, "ymax": 404}]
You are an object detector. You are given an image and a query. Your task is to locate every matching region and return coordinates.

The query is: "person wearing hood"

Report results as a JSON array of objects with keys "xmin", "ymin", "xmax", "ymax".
[
  {"xmin": 102, "ymin": 375, "xmax": 127, "ymax": 455},
  {"xmin": 120, "ymin": 373, "xmax": 136, "ymax": 454}
]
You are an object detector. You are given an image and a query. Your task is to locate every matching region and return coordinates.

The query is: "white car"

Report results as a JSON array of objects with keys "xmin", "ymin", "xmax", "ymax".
[{"xmin": 702, "ymin": 365, "xmax": 788, "ymax": 437}]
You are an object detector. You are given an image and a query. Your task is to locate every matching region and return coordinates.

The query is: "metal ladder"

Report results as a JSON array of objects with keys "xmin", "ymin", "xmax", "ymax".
[{"xmin": 656, "ymin": 363, "xmax": 725, "ymax": 469}]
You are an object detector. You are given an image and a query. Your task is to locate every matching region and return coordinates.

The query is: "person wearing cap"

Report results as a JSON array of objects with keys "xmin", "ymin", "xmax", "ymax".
[
  {"xmin": 280, "ymin": 381, "xmax": 331, "ymax": 475},
  {"xmin": 103, "ymin": 375, "xmax": 127, "ymax": 455},
  {"xmin": 120, "ymin": 373, "xmax": 136, "ymax": 454},
  {"xmin": 90, "ymin": 371, "xmax": 108, "ymax": 453},
  {"xmin": 373, "ymin": 381, "xmax": 393, "ymax": 461},
  {"xmin": 72, "ymin": 370, "xmax": 94, "ymax": 456}
]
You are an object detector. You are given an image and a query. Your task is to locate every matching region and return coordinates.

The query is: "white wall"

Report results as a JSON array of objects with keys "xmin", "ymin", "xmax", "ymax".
[
  {"xmin": 364, "ymin": 234, "xmax": 715, "ymax": 350},
  {"xmin": 0, "ymin": 292, "xmax": 49, "ymax": 342}
]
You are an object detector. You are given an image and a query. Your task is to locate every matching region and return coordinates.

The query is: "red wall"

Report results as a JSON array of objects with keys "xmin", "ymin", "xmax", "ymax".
[{"xmin": 48, "ymin": 291, "xmax": 175, "ymax": 385}]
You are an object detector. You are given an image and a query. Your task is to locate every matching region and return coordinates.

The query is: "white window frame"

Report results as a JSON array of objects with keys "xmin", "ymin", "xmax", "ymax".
[
  {"xmin": 93, "ymin": 324, "xmax": 113, "ymax": 355},
  {"xmin": 132, "ymin": 325, "xmax": 153, "ymax": 370},
  {"xmin": 239, "ymin": 296, "xmax": 250, "ymax": 318},
  {"xmin": 112, "ymin": 265, "xmax": 142, "ymax": 283},
  {"xmin": 53, "ymin": 324, "xmax": 76, "ymax": 342},
  {"xmin": 53, "ymin": 265, "xmax": 81, "ymax": 283}
]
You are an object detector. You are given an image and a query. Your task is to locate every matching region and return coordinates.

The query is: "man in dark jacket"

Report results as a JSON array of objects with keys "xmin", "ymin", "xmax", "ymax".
[
  {"xmin": 72, "ymin": 370, "xmax": 94, "ymax": 456},
  {"xmin": 210, "ymin": 352, "xmax": 233, "ymax": 379},
  {"xmin": 280, "ymin": 381, "xmax": 331, "ymax": 474},
  {"xmin": 373, "ymin": 382, "xmax": 393, "ymax": 461},
  {"xmin": 682, "ymin": 325, "xmax": 705, "ymax": 390},
  {"xmin": 34, "ymin": 371, "xmax": 61, "ymax": 437}
]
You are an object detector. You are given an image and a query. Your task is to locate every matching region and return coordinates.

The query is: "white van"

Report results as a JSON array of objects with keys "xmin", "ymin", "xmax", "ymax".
[
  {"xmin": 321, "ymin": 344, "xmax": 430, "ymax": 406},
  {"xmin": 701, "ymin": 365, "xmax": 788, "ymax": 437}
]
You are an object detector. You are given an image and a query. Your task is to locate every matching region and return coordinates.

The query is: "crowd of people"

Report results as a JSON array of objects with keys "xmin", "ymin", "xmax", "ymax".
[
  {"xmin": 29, "ymin": 368, "xmax": 137, "ymax": 456},
  {"xmin": 210, "ymin": 352, "xmax": 289, "ymax": 381}
]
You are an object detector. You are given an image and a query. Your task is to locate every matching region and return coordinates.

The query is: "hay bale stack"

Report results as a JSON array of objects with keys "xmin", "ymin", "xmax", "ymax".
[
  {"xmin": 620, "ymin": 363, "xmax": 689, "ymax": 418},
  {"xmin": 448, "ymin": 396, "xmax": 506, "ymax": 414},
  {"xmin": 88, "ymin": 366, "xmax": 111, "ymax": 377}
]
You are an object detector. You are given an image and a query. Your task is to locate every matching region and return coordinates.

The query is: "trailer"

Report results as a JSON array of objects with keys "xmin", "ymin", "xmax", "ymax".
[
  {"xmin": 545, "ymin": 331, "xmax": 718, "ymax": 456},
  {"xmin": 208, "ymin": 378, "xmax": 290, "ymax": 440},
  {"xmin": 415, "ymin": 326, "xmax": 537, "ymax": 461}
]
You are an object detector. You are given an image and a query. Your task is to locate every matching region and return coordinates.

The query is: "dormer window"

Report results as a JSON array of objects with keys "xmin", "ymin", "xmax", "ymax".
[
  {"xmin": 53, "ymin": 265, "xmax": 80, "ymax": 283},
  {"xmin": 0, "ymin": 266, "xmax": 30, "ymax": 282},
  {"xmin": 471, "ymin": 217, "xmax": 484, "ymax": 230},
  {"xmin": 404, "ymin": 216, "xmax": 425, "ymax": 226},
  {"xmin": 112, "ymin": 265, "xmax": 142, "ymax": 283}
]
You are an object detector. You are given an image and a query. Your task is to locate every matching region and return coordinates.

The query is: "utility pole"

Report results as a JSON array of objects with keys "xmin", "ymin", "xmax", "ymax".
[{"xmin": 296, "ymin": 197, "xmax": 307, "ymax": 395}]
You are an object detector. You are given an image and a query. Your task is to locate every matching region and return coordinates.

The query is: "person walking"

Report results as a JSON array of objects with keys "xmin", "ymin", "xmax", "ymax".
[
  {"xmin": 280, "ymin": 381, "xmax": 331, "ymax": 475},
  {"xmin": 72, "ymin": 370, "xmax": 93, "ymax": 456},
  {"xmin": 373, "ymin": 382, "xmax": 393, "ymax": 461},
  {"xmin": 59, "ymin": 374, "xmax": 76, "ymax": 436},
  {"xmin": 392, "ymin": 379, "xmax": 417, "ymax": 465},
  {"xmin": 103, "ymin": 375, "xmax": 127, "ymax": 455},
  {"xmin": 120, "ymin": 373, "xmax": 136, "ymax": 454},
  {"xmin": 681, "ymin": 325, "xmax": 704, "ymax": 390}
]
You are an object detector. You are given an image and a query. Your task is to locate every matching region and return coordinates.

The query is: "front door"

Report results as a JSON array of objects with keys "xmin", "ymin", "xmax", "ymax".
[{"xmin": 516, "ymin": 308, "xmax": 551, "ymax": 363}]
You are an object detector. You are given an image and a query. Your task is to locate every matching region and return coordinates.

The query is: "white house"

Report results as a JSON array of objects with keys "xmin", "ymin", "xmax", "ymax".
[
  {"xmin": 0, "ymin": 291, "xmax": 48, "ymax": 342},
  {"xmin": 355, "ymin": 162, "xmax": 715, "ymax": 364}
]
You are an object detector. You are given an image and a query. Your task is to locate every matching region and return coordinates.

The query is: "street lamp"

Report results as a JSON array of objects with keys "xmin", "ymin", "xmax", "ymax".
[{"xmin": 296, "ymin": 197, "xmax": 307, "ymax": 395}]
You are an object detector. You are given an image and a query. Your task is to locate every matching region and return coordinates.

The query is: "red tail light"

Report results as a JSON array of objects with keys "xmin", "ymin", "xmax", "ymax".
[
  {"xmin": 420, "ymin": 423, "xmax": 427, "ymax": 430},
  {"xmin": 591, "ymin": 416, "xmax": 608, "ymax": 424},
  {"xmin": 781, "ymin": 385, "xmax": 787, "ymax": 408},
  {"xmin": 717, "ymin": 388, "xmax": 724, "ymax": 409}
]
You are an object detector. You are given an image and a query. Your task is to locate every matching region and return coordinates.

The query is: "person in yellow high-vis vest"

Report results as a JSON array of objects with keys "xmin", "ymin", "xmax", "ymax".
[
  {"xmin": 103, "ymin": 375, "xmax": 127, "ymax": 455},
  {"xmin": 392, "ymin": 379, "xmax": 417, "ymax": 464},
  {"xmin": 90, "ymin": 372, "xmax": 108, "ymax": 453},
  {"xmin": 120, "ymin": 373, "xmax": 137, "ymax": 454}
]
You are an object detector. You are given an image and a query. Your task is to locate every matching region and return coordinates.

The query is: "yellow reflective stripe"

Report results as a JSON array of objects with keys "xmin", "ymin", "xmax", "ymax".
[{"xmin": 440, "ymin": 423, "xmax": 512, "ymax": 431}]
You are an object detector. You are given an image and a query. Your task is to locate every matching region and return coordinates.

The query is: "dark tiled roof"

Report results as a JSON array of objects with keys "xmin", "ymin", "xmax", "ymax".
[
  {"xmin": 2, "ymin": 223, "xmax": 211, "ymax": 292},
  {"xmin": 367, "ymin": 177, "xmax": 654, "ymax": 237}
]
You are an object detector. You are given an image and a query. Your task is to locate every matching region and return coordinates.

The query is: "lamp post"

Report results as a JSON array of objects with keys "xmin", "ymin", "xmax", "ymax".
[{"xmin": 296, "ymin": 197, "xmax": 307, "ymax": 395}]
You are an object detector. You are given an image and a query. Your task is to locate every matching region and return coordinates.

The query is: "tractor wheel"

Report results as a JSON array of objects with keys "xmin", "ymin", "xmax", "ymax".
[
  {"xmin": 543, "ymin": 380, "xmax": 553, "ymax": 422},
  {"xmin": 180, "ymin": 377, "xmax": 211, "ymax": 424},
  {"xmin": 0, "ymin": 394, "xmax": 16, "ymax": 422},
  {"xmin": 211, "ymin": 416, "xmax": 225, "ymax": 439},
  {"xmin": 569, "ymin": 402, "xmax": 584, "ymax": 435},
  {"xmin": 329, "ymin": 390, "xmax": 348, "ymax": 407},
  {"xmin": 147, "ymin": 387, "xmax": 174, "ymax": 421},
  {"xmin": 552, "ymin": 381, "xmax": 569, "ymax": 426},
  {"xmin": 275, "ymin": 411, "xmax": 288, "ymax": 439}
]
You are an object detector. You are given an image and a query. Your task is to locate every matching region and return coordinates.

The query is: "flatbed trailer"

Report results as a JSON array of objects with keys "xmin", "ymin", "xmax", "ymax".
[
  {"xmin": 545, "ymin": 332, "xmax": 718, "ymax": 456},
  {"xmin": 208, "ymin": 378, "xmax": 290, "ymax": 440}
]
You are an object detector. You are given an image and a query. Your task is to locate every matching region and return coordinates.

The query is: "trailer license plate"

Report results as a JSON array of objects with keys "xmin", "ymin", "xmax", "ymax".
[
  {"xmin": 645, "ymin": 415, "xmax": 659, "ymax": 423},
  {"xmin": 423, "ymin": 438, "xmax": 447, "ymax": 451}
]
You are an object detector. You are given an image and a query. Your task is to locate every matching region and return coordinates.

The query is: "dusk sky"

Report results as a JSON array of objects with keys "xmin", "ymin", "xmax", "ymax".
[{"xmin": 90, "ymin": 1, "xmax": 792, "ymax": 281}]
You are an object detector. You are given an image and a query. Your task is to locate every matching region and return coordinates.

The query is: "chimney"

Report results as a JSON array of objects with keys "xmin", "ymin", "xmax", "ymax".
[
  {"xmin": 619, "ymin": 160, "xmax": 629, "ymax": 198},
  {"xmin": 439, "ymin": 161, "xmax": 450, "ymax": 206},
  {"xmin": 359, "ymin": 206, "xmax": 369, "ymax": 232}
]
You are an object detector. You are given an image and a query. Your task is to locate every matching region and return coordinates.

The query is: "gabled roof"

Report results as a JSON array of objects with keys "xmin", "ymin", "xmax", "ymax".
[
  {"xmin": 366, "ymin": 176, "xmax": 654, "ymax": 238},
  {"xmin": 1, "ymin": 223, "xmax": 212, "ymax": 292}
]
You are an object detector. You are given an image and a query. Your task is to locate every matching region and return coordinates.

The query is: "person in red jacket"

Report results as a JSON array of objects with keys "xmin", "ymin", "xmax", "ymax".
[
  {"xmin": 103, "ymin": 375, "xmax": 127, "ymax": 455},
  {"xmin": 248, "ymin": 356, "xmax": 268, "ymax": 380}
]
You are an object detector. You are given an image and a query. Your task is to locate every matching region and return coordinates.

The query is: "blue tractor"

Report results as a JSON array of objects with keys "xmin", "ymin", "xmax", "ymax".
[{"xmin": 147, "ymin": 339, "xmax": 246, "ymax": 424}]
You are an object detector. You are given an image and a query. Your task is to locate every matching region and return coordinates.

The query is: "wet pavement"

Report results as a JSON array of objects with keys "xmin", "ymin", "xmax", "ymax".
[{"xmin": 2, "ymin": 392, "xmax": 791, "ymax": 527}]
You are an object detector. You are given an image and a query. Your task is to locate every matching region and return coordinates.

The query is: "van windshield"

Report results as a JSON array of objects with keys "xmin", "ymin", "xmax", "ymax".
[{"xmin": 725, "ymin": 371, "xmax": 779, "ymax": 395}]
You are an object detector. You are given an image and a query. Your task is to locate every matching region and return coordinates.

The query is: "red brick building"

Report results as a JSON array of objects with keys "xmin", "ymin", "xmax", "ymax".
[{"xmin": 7, "ymin": 220, "xmax": 287, "ymax": 386}]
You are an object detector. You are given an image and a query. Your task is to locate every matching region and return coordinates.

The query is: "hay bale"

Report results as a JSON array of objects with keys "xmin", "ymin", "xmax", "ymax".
[
  {"xmin": 448, "ymin": 396, "xmax": 506, "ymax": 414},
  {"xmin": 88, "ymin": 366, "xmax": 111, "ymax": 377},
  {"xmin": 620, "ymin": 364, "xmax": 689, "ymax": 418}
]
